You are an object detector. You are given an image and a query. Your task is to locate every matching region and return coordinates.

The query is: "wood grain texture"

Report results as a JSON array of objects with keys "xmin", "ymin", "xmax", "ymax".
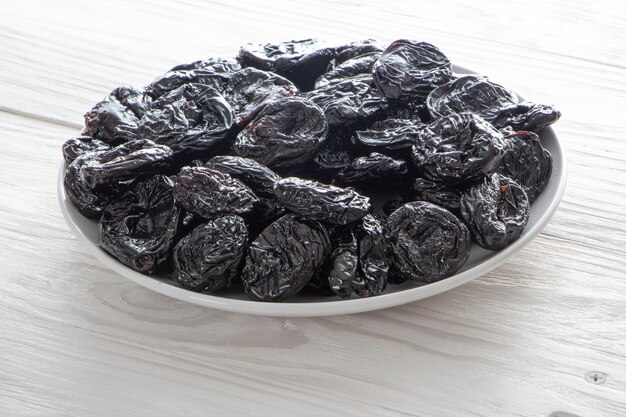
[{"xmin": 1, "ymin": 0, "xmax": 626, "ymax": 416}]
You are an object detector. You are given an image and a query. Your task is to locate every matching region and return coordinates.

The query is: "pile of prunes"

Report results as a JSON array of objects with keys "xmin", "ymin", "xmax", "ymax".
[{"xmin": 63, "ymin": 39, "xmax": 559, "ymax": 302}]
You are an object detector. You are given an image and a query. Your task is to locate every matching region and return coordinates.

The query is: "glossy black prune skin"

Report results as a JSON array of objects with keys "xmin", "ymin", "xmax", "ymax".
[
  {"xmin": 460, "ymin": 173, "xmax": 529, "ymax": 250},
  {"xmin": 326, "ymin": 227, "xmax": 359, "ymax": 298},
  {"xmin": 334, "ymin": 39, "xmax": 384, "ymax": 65},
  {"xmin": 492, "ymin": 101, "xmax": 561, "ymax": 132},
  {"xmin": 335, "ymin": 152, "xmax": 408, "ymax": 186},
  {"xmin": 411, "ymin": 112, "xmax": 505, "ymax": 184},
  {"xmin": 372, "ymin": 40, "xmax": 454, "ymax": 99},
  {"xmin": 402, "ymin": 178, "xmax": 463, "ymax": 215},
  {"xmin": 242, "ymin": 214, "xmax": 331, "ymax": 301},
  {"xmin": 274, "ymin": 177, "xmax": 371, "ymax": 225},
  {"xmin": 309, "ymin": 127, "xmax": 354, "ymax": 179},
  {"xmin": 78, "ymin": 139, "xmax": 173, "ymax": 189},
  {"xmin": 497, "ymin": 131, "xmax": 552, "ymax": 203},
  {"xmin": 305, "ymin": 76, "xmax": 387, "ymax": 128},
  {"xmin": 352, "ymin": 119, "xmax": 424, "ymax": 157},
  {"xmin": 353, "ymin": 214, "xmax": 388, "ymax": 297},
  {"xmin": 83, "ymin": 86, "xmax": 152, "ymax": 143},
  {"xmin": 315, "ymin": 53, "xmax": 381, "ymax": 89},
  {"xmin": 238, "ymin": 39, "xmax": 335, "ymax": 91},
  {"xmin": 62, "ymin": 136, "xmax": 111, "ymax": 164},
  {"xmin": 386, "ymin": 201, "xmax": 471, "ymax": 283},
  {"xmin": 205, "ymin": 155, "xmax": 281, "ymax": 196},
  {"xmin": 99, "ymin": 175, "xmax": 181, "ymax": 273},
  {"xmin": 174, "ymin": 167, "xmax": 259, "ymax": 218},
  {"xmin": 233, "ymin": 97, "xmax": 328, "ymax": 169},
  {"xmin": 427, "ymin": 75, "xmax": 518, "ymax": 123},
  {"xmin": 172, "ymin": 215, "xmax": 248, "ymax": 292},
  {"xmin": 137, "ymin": 83, "xmax": 234, "ymax": 158}
]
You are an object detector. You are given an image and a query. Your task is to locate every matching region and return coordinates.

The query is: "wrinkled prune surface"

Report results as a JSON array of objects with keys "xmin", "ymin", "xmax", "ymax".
[
  {"xmin": 84, "ymin": 86, "xmax": 152, "ymax": 143},
  {"xmin": 238, "ymin": 39, "xmax": 335, "ymax": 91},
  {"xmin": 427, "ymin": 75, "xmax": 518, "ymax": 123},
  {"xmin": 274, "ymin": 177, "xmax": 371, "ymax": 225},
  {"xmin": 334, "ymin": 39, "xmax": 384, "ymax": 65},
  {"xmin": 305, "ymin": 76, "xmax": 387, "ymax": 127},
  {"xmin": 492, "ymin": 101, "xmax": 561, "ymax": 132},
  {"xmin": 233, "ymin": 97, "xmax": 328, "ymax": 169},
  {"xmin": 62, "ymin": 136, "xmax": 111, "ymax": 164},
  {"xmin": 372, "ymin": 40, "xmax": 453, "ymax": 99},
  {"xmin": 309, "ymin": 127, "xmax": 354, "ymax": 179},
  {"xmin": 172, "ymin": 215, "xmax": 248, "ymax": 292},
  {"xmin": 79, "ymin": 139, "xmax": 173, "ymax": 189},
  {"xmin": 335, "ymin": 152, "xmax": 408, "ymax": 185},
  {"xmin": 352, "ymin": 119, "xmax": 424, "ymax": 156},
  {"xmin": 460, "ymin": 173, "xmax": 529, "ymax": 250},
  {"xmin": 64, "ymin": 151, "xmax": 119, "ymax": 219},
  {"xmin": 496, "ymin": 131, "xmax": 552, "ymax": 203},
  {"xmin": 227, "ymin": 68, "xmax": 298, "ymax": 126},
  {"xmin": 242, "ymin": 214, "xmax": 331, "ymax": 301},
  {"xmin": 402, "ymin": 178, "xmax": 463, "ymax": 215},
  {"xmin": 354, "ymin": 214, "xmax": 388, "ymax": 297},
  {"xmin": 99, "ymin": 175, "xmax": 181, "ymax": 273},
  {"xmin": 382, "ymin": 199, "xmax": 404, "ymax": 216},
  {"xmin": 205, "ymin": 155, "xmax": 281, "ymax": 196},
  {"xmin": 174, "ymin": 167, "xmax": 259, "ymax": 218},
  {"xmin": 315, "ymin": 53, "xmax": 381, "ymax": 89},
  {"xmin": 411, "ymin": 112, "xmax": 505, "ymax": 184},
  {"xmin": 138, "ymin": 83, "xmax": 234, "ymax": 158},
  {"xmin": 386, "ymin": 201, "xmax": 470, "ymax": 282},
  {"xmin": 146, "ymin": 57, "xmax": 240, "ymax": 99},
  {"xmin": 326, "ymin": 227, "xmax": 359, "ymax": 298}
]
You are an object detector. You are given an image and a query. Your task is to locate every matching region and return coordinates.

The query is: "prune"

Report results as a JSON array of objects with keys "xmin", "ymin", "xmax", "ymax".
[
  {"xmin": 427, "ymin": 75, "xmax": 518, "ymax": 123},
  {"xmin": 305, "ymin": 76, "xmax": 387, "ymax": 128},
  {"xmin": 227, "ymin": 68, "xmax": 298, "ymax": 126},
  {"xmin": 274, "ymin": 177, "xmax": 370, "ymax": 225},
  {"xmin": 353, "ymin": 214, "xmax": 388, "ymax": 297},
  {"xmin": 83, "ymin": 86, "xmax": 152, "ymax": 143},
  {"xmin": 99, "ymin": 175, "xmax": 181, "ymax": 273},
  {"xmin": 233, "ymin": 97, "xmax": 328, "ymax": 169},
  {"xmin": 411, "ymin": 112, "xmax": 505, "ymax": 184},
  {"xmin": 315, "ymin": 53, "xmax": 381, "ymax": 89},
  {"xmin": 382, "ymin": 199, "xmax": 403, "ymax": 216},
  {"xmin": 146, "ymin": 57, "xmax": 240, "ymax": 99},
  {"xmin": 242, "ymin": 214, "xmax": 331, "ymax": 301},
  {"xmin": 460, "ymin": 173, "xmax": 529, "ymax": 250},
  {"xmin": 496, "ymin": 131, "xmax": 552, "ymax": 203},
  {"xmin": 309, "ymin": 127, "xmax": 355, "ymax": 178},
  {"xmin": 335, "ymin": 152, "xmax": 408, "ymax": 186},
  {"xmin": 372, "ymin": 40, "xmax": 453, "ymax": 99},
  {"xmin": 79, "ymin": 139, "xmax": 173, "ymax": 189},
  {"xmin": 205, "ymin": 155, "xmax": 281, "ymax": 196},
  {"xmin": 402, "ymin": 178, "xmax": 463, "ymax": 215},
  {"xmin": 238, "ymin": 39, "xmax": 335, "ymax": 91},
  {"xmin": 326, "ymin": 227, "xmax": 359, "ymax": 298},
  {"xmin": 174, "ymin": 167, "xmax": 259, "ymax": 218},
  {"xmin": 352, "ymin": 119, "xmax": 424, "ymax": 156},
  {"xmin": 64, "ymin": 151, "xmax": 119, "ymax": 219},
  {"xmin": 492, "ymin": 101, "xmax": 561, "ymax": 132},
  {"xmin": 137, "ymin": 83, "xmax": 234, "ymax": 158},
  {"xmin": 172, "ymin": 215, "xmax": 248, "ymax": 292},
  {"xmin": 62, "ymin": 136, "xmax": 110, "ymax": 164},
  {"xmin": 334, "ymin": 39, "xmax": 384, "ymax": 65},
  {"xmin": 386, "ymin": 201, "xmax": 470, "ymax": 282},
  {"xmin": 385, "ymin": 101, "xmax": 431, "ymax": 122}
]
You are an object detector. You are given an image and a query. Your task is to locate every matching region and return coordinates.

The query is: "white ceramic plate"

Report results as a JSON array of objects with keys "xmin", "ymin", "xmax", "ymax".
[{"xmin": 58, "ymin": 66, "xmax": 567, "ymax": 317}]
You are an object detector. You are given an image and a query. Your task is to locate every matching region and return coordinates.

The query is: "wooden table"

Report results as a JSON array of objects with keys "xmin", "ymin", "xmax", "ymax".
[{"xmin": 1, "ymin": 1, "xmax": 625, "ymax": 415}]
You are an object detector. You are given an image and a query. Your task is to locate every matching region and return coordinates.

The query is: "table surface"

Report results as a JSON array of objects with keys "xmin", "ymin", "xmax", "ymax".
[{"xmin": 1, "ymin": 1, "xmax": 625, "ymax": 416}]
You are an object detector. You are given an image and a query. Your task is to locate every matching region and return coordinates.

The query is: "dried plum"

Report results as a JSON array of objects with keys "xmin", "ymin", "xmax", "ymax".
[
  {"xmin": 352, "ymin": 118, "xmax": 425, "ymax": 156},
  {"xmin": 382, "ymin": 199, "xmax": 403, "ymax": 216},
  {"xmin": 335, "ymin": 152, "xmax": 408, "ymax": 186},
  {"xmin": 372, "ymin": 40, "xmax": 453, "ymax": 99},
  {"xmin": 309, "ymin": 127, "xmax": 355, "ymax": 178},
  {"xmin": 233, "ymin": 97, "xmax": 328, "ymax": 169},
  {"xmin": 402, "ymin": 178, "xmax": 463, "ymax": 215},
  {"xmin": 496, "ymin": 131, "xmax": 552, "ymax": 203},
  {"xmin": 238, "ymin": 39, "xmax": 335, "ymax": 91},
  {"xmin": 315, "ymin": 53, "xmax": 381, "ymax": 88},
  {"xmin": 492, "ymin": 101, "xmax": 561, "ymax": 132},
  {"xmin": 137, "ymin": 83, "xmax": 234, "ymax": 158},
  {"xmin": 205, "ymin": 155, "xmax": 281, "ymax": 196},
  {"xmin": 460, "ymin": 173, "xmax": 529, "ymax": 250},
  {"xmin": 172, "ymin": 215, "xmax": 248, "ymax": 292},
  {"xmin": 326, "ymin": 227, "xmax": 359, "ymax": 298},
  {"xmin": 83, "ymin": 86, "xmax": 151, "ymax": 143},
  {"xmin": 242, "ymin": 214, "xmax": 331, "ymax": 301},
  {"xmin": 335, "ymin": 39, "xmax": 384, "ymax": 64},
  {"xmin": 305, "ymin": 76, "xmax": 387, "ymax": 127},
  {"xmin": 99, "ymin": 175, "xmax": 181, "ymax": 273},
  {"xmin": 62, "ymin": 136, "xmax": 110, "ymax": 164},
  {"xmin": 427, "ymin": 75, "xmax": 518, "ymax": 123},
  {"xmin": 411, "ymin": 112, "xmax": 505, "ymax": 184},
  {"xmin": 386, "ymin": 201, "xmax": 470, "ymax": 282},
  {"xmin": 274, "ymin": 177, "xmax": 370, "ymax": 225},
  {"xmin": 79, "ymin": 139, "xmax": 173, "ymax": 189},
  {"xmin": 174, "ymin": 167, "xmax": 259, "ymax": 218},
  {"xmin": 353, "ymin": 214, "xmax": 388, "ymax": 297}
]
